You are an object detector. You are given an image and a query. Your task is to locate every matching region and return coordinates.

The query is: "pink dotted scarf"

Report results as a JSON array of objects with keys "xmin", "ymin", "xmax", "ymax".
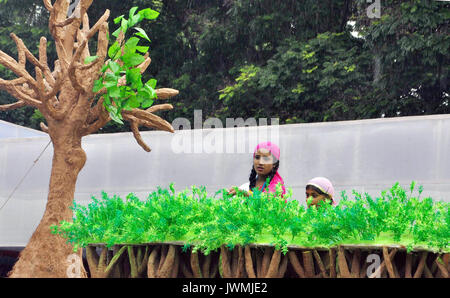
[{"xmin": 253, "ymin": 142, "xmax": 286, "ymax": 196}]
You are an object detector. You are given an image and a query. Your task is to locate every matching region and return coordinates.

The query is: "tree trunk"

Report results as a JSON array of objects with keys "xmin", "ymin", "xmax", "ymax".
[{"xmin": 8, "ymin": 127, "xmax": 87, "ymax": 278}]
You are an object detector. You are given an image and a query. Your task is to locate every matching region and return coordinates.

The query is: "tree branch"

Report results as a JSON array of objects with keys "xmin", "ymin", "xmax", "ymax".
[
  {"xmin": 119, "ymin": 108, "xmax": 176, "ymax": 152},
  {"xmin": 54, "ymin": 17, "xmax": 76, "ymax": 28},
  {"xmin": 86, "ymin": 9, "xmax": 110, "ymax": 40},
  {"xmin": 0, "ymin": 50, "xmax": 39, "ymax": 94},
  {"xmin": 122, "ymin": 109, "xmax": 175, "ymax": 133},
  {"xmin": 6, "ymin": 34, "xmax": 60, "ymax": 110},
  {"xmin": 0, "ymin": 100, "xmax": 26, "ymax": 111},
  {"xmin": 68, "ymin": 10, "xmax": 110, "ymax": 95},
  {"xmin": 146, "ymin": 104, "xmax": 173, "ymax": 113},
  {"xmin": 82, "ymin": 103, "xmax": 110, "ymax": 136},
  {"xmin": 35, "ymin": 67, "xmax": 46, "ymax": 97},
  {"xmin": 8, "ymin": 84, "xmax": 42, "ymax": 107},
  {"xmin": 11, "ymin": 34, "xmax": 26, "ymax": 67},
  {"xmin": 39, "ymin": 37, "xmax": 56, "ymax": 87},
  {"xmin": 11, "ymin": 34, "xmax": 47, "ymax": 72},
  {"xmin": 155, "ymin": 88, "xmax": 179, "ymax": 100},
  {"xmin": 130, "ymin": 120, "xmax": 151, "ymax": 152},
  {"xmin": 0, "ymin": 77, "xmax": 26, "ymax": 88},
  {"xmin": 40, "ymin": 122, "xmax": 49, "ymax": 133},
  {"xmin": 49, "ymin": 0, "xmax": 93, "ymax": 67},
  {"xmin": 138, "ymin": 56, "xmax": 151, "ymax": 74},
  {"xmin": 43, "ymin": 0, "xmax": 53, "ymax": 12},
  {"xmin": 86, "ymin": 97, "xmax": 104, "ymax": 124}
]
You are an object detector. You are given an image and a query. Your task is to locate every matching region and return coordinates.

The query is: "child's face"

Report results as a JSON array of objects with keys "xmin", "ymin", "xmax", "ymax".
[
  {"xmin": 305, "ymin": 187, "xmax": 328, "ymax": 208},
  {"xmin": 253, "ymin": 149, "xmax": 274, "ymax": 176}
]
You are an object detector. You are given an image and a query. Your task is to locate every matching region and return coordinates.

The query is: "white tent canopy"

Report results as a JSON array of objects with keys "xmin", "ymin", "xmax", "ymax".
[
  {"xmin": 0, "ymin": 120, "xmax": 47, "ymax": 139},
  {"xmin": 0, "ymin": 114, "xmax": 449, "ymax": 247}
]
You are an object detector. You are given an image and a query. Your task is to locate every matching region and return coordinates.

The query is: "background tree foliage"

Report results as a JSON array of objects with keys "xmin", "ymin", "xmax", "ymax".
[{"xmin": 0, "ymin": 0, "xmax": 448, "ymax": 132}]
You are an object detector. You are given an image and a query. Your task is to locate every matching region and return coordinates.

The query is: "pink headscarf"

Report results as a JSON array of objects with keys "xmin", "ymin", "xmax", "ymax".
[
  {"xmin": 306, "ymin": 177, "xmax": 335, "ymax": 204},
  {"xmin": 253, "ymin": 142, "xmax": 286, "ymax": 196}
]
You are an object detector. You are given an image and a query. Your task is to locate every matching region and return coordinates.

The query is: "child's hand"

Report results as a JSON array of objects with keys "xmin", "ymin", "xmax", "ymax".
[
  {"xmin": 228, "ymin": 187, "xmax": 252, "ymax": 197},
  {"xmin": 228, "ymin": 187, "xmax": 237, "ymax": 196}
]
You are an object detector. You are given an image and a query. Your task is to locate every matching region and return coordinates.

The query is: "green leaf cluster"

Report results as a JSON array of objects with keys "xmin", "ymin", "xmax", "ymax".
[{"xmin": 92, "ymin": 7, "xmax": 160, "ymax": 124}]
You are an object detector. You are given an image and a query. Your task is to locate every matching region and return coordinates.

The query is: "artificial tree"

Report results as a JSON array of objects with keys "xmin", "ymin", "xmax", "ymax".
[{"xmin": 0, "ymin": 0, "xmax": 178, "ymax": 277}]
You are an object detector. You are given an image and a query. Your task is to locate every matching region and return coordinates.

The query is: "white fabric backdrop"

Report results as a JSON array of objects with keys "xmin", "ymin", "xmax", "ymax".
[
  {"xmin": 1, "ymin": 114, "xmax": 449, "ymax": 247},
  {"xmin": 0, "ymin": 120, "xmax": 47, "ymax": 139}
]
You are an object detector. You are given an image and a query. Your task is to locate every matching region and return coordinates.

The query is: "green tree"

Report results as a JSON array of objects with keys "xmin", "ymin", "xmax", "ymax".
[
  {"xmin": 218, "ymin": 32, "xmax": 373, "ymax": 123},
  {"xmin": 0, "ymin": 0, "xmax": 53, "ymax": 128},
  {"xmin": 352, "ymin": 0, "xmax": 449, "ymax": 117},
  {"xmin": 1, "ymin": 0, "xmax": 448, "ymax": 130}
]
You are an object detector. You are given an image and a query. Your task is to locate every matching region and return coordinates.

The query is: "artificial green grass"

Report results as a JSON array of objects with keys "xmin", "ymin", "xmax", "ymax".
[{"xmin": 52, "ymin": 182, "xmax": 450, "ymax": 254}]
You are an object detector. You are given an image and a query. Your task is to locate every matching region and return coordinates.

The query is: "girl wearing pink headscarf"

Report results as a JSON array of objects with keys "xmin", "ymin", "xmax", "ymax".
[
  {"xmin": 229, "ymin": 141, "xmax": 286, "ymax": 197},
  {"xmin": 305, "ymin": 177, "xmax": 335, "ymax": 207}
]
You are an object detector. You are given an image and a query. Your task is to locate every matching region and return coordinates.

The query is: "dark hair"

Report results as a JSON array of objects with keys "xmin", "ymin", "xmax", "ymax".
[
  {"xmin": 249, "ymin": 159, "xmax": 280, "ymax": 190},
  {"xmin": 306, "ymin": 185, "xmax": 333, "ymax": 204}
]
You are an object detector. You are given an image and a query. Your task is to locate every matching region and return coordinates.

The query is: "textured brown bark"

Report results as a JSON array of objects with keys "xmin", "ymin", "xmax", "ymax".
[
  {"xmin": 369, "ymin": 248, "xmax": 397, "ymax": 278},
  {"xmin": 244, "ymin": 246, "xmax": 256, "ymax": 278},
  {"xmin": 127, "ymin": 245, "xmax": 149, "ymax": 278},
  {"xmin": 359, "ymin": 257, "xmax": 369, "ymax": 278},
  {"xmin": 413, "ymin": 252, "xmax": 428, "ymax": 278},
  {"xmin": 85, "ymin": 244, "xmax": 448, "ymax": 279},
  {"xmin": 147, "ymin": 246, "xmax": 160, "ymax": 278},
  {"xmin": 383, "ymin": 247, "xmax": 397, "ymax": 278},
  {"xmin": 158, "ymin": 245, "xmax": 176, "ymax": 278},
  {"xmin": 435, "ymin": 255, "xmax": 449, "ymax": 278},
  {"xmin": 444, "ymin": 253, "xmax": 450, "ymax": 272},
  {"xmin": 303, "ymin": 251, "xmax": 315, "ymax": 277},
  {"xmin": 128, "ymin": 246, "xmax": 138, "ymax": 278},
  {"xmin": 220, "ymin": 245, "xmax": 232, "ymax": 278},
  {"xmin": 261, "ymin": 247, "xmax": 273, "ymax": 277},
  {"xmin": 256, "ymin": 249, "xmax": 263, "ymax": 277},
  {"xmin": 122, "ymin": 251, "xmax": 131, "ymax": 278},
  {"xmin": 158, "ymin": 245, "xmax": 169, "ymax": 273},
  {"xmin": 202, "ymin": 254, "xmax": 211, "ymax": 278},
  {"xmin": 86, "ymin": 245, "xmax": 126, "ymax": 278},
  {"xmin": 350, "ymin": 249, "xmax": 361, "ymax": 278},
  {"xmin": 209, "ymin": 258, "xmax": 219, "ymax": 278},
  {"xmin": 137, "ymin": 246, "xmax": 150, "ymax": 277},
  {"xmin": 277, "ymin": 254, "xmax": 288, "ymax": 278},
  {"xmin": 337, "ymin": 246, "xmax": 351, "ymax": 278},
  {"xmin": 171, "ymin": 249, "xmax": 180, "ymax": 278},
  {"xmin": 423, "ymin": 263, "xmax": 434, "ymax": 278},
  {"xmin": 231, "ymin": 246, "xmax": 239, "ymax": 277},
  {"xmin": 1, "ymin": 0, "xmax": 178, "ymax": 278},
  {"xmin": 287, "ymin": 251, "xmax": 306, "ymax": 278},
  {"xmin": 181, "ymin": 258, "xmax": 194, "ymax": 278},
  {"xmin": 10, "ymin": 138, "xmax": 87, "ymax": 277},
  {"xmin": 265, "ymin": 250, "xmax": 281, "ymax": 278},
  {"xmin": 392, "ymin": 256, "xmax": 400, "ymax": 278},
  {"xmin": 233, "ymin": 245, "xmax": 244, "ymax": 278},
  {"xmin": 218, "ymin": 245, "xmax": 244, "ymax": 278},
  {"xmin": 329, "ymin": 248, "xmax": 337, "ymax": 278},
  {"xmin": 405, "ymin": 253, "xmax": 413, "ymax": 278},
  {"xmin": 313, "ymin": 250, "xmax": 328, "ymax": 278},
  {"xmin": 190, "ymin": 251, "xmax": 202, "ymax": 278},
  {"xmin": 430, "ymin": 259, "xmax": 438, "ymax": 276},
  {"xmin": 111, "ymin": 246, "xmax": 124, "ymax": 277}
]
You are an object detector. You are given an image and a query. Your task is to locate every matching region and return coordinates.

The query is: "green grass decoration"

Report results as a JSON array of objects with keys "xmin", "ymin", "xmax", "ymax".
[{"xmin": 51, "ymin": 182, "xmax": 450, "ymax": 254}]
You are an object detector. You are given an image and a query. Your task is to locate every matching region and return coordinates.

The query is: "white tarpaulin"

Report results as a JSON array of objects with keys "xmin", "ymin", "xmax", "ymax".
[
  {"xmin": 0, "ymin": 114, "xmax": 449, "ymax": 247},
  {"xmin": 0, "ymin": 120, "xmax": 47, "ymax": 139}
]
